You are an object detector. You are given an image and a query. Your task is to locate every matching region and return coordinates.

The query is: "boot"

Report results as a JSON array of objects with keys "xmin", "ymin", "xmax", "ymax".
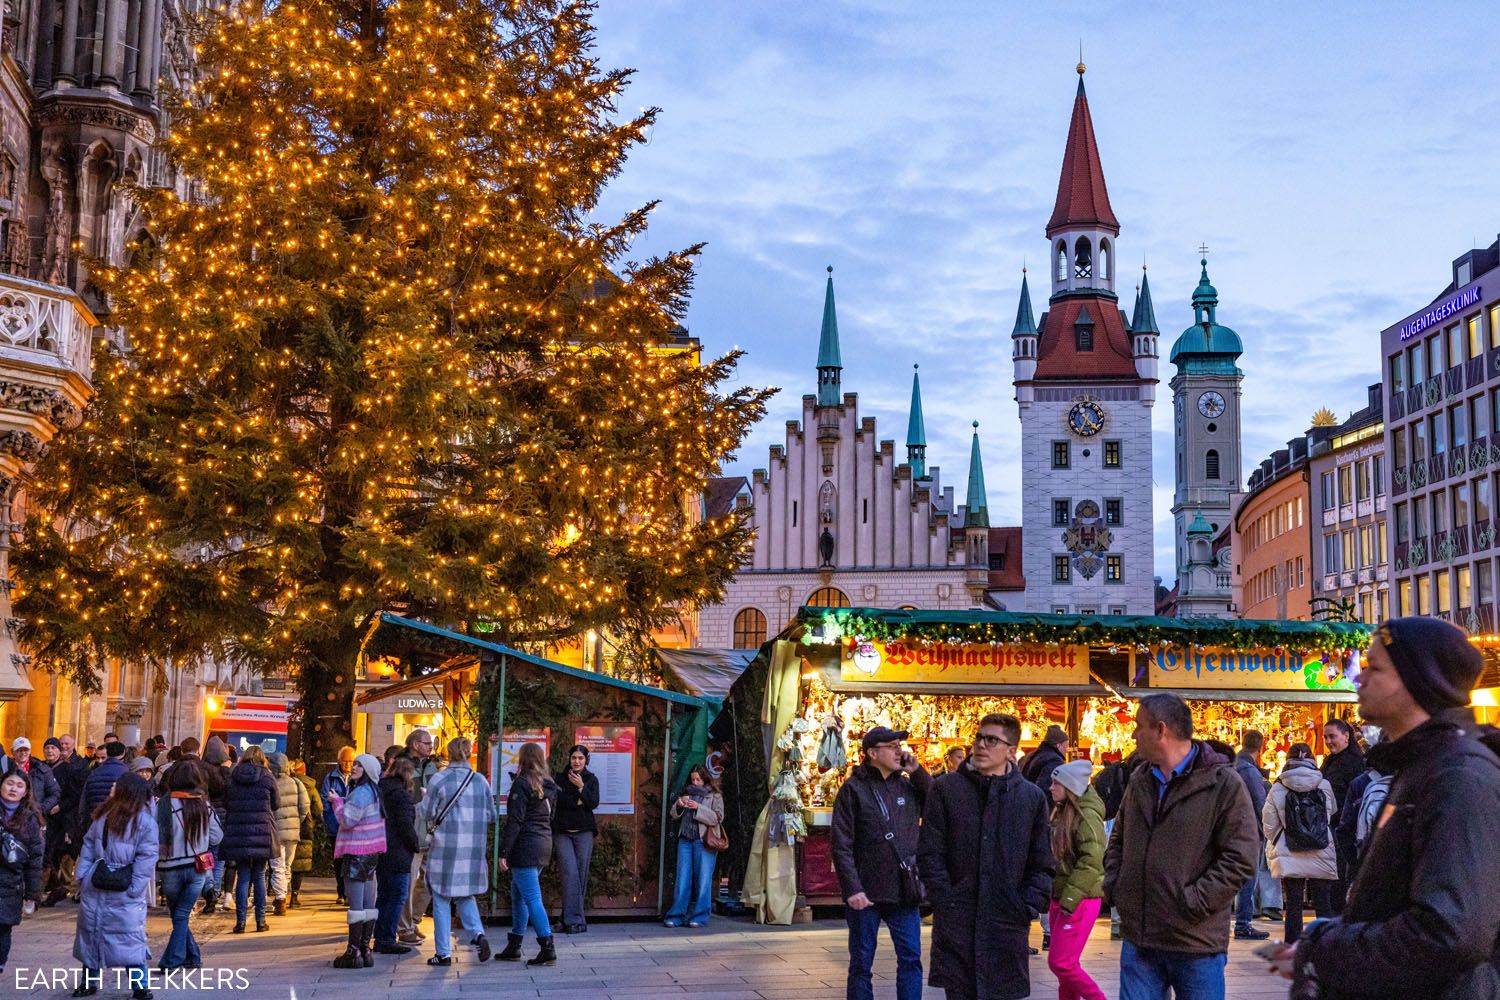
[
  {"xmin": 289, "ymin": 890, "xmax": 300, "ymax": 909},
  {"xmin": 332, "ymin": 921, "xmax": 363, "ymax": 969},
  {"xmin": 360, "ymin": 916, "xmax": 377, "ymax": 967},
  {"xmin": 494, "ymin": 933, "xmax": 523, "ymax": 962},
  {"xmin": 200, "ymin": 889, "xmax": 218, "ymax": 916},
  {"xmin": 274, "ymin": 897, "xmax": 287, "ymax": 916},
  {"xmin": 525, "ymin": 936, "xmax": 557, "ymax": 967}
]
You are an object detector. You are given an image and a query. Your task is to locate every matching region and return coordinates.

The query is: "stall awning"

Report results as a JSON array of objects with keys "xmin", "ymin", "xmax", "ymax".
[
  {"xmin": 654, "ymin": 647, "xmax": 756, "ymax": 708},
  {"xmin": 364, "ymin": 612, "xmax": 706, "ymax": 708}
]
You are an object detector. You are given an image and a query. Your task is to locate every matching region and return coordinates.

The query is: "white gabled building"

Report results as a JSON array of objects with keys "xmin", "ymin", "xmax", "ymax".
[{"xmin": 697, "ymin": 269, "xmax": 996, "ymax": 649}]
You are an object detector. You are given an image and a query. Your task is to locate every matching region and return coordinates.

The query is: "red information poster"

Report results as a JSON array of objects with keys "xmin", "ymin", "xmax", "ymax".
[
  {"xmin": 573, "ymin": 723, "xmax": 636, "ymax": 815},
  {"xmin": 494, "ymin": 728, "xmax": 550, "ymax": 813}
]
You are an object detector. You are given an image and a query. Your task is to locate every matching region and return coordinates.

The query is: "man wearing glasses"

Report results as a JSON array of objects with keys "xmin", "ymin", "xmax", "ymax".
[
  {"xmin": 831, "ymin": 726, "xmax": 932, "ymax": 1000},
  {"xmin": 919, "ymin": 713, "xmax": 1053, "ymax": 1000}
]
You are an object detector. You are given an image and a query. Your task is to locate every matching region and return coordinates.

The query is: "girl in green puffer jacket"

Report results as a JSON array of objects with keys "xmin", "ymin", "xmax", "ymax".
[{"xmin": 1047, "ymin": 759, "xmax": 1107, "ymax": 1000}]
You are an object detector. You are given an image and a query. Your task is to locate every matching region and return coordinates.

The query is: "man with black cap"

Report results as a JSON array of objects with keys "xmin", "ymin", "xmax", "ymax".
[
  {"xmin": 1281, "ymin": 617, "xmax": 1500, "ymax": 999},
  {"xmin": 831, "ymin": 725, "xmax": 931, "ymax": 1000},
  {"xmin": 1019, "ymin": 724, "xmax": 1068, "ymax": 790}
]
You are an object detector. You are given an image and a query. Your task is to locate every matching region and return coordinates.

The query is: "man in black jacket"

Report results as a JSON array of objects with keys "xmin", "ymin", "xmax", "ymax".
[
  {"xmin": 43, "ymin": 734, "xmax": 87, "ymax": 904},
  {"xmin": 831, "ymin": 725, "xmax": 931, "ymax": 1000},
  {"xmin": 1318, "ymin": 717, "xmax": 1364, "ymax": 913},
  {"xmin": 1231, "ymin": 730, "xmax": 1272, "ymax": 940},
  {"xmin": 78, "ymin": 741, "xmax": 127, "ymax": 835},
  {"xmin": 1287, "ymin": 618, "xmax": 1500, "ymax": 999},
  {"xmin": 1019, "ymin": 725, "xmax": 1067, "ymax": 790},
  {"xmin": 919, "ymin": 713, "xmax": 1052, "ymax": 1000}
]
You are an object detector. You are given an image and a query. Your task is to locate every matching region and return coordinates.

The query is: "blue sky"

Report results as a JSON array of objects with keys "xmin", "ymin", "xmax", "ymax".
[{"xmin": 589, "ymin": 1, "xmax": 1500, "ymax": 581}]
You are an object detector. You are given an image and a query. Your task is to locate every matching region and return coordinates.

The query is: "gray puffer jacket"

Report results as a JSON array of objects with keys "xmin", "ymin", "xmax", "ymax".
[{"xmin": 268, "ymin": 752, "xmax": 310, "ymax": 846}]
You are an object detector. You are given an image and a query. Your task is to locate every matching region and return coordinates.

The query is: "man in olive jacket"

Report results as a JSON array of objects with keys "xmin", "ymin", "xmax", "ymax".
[
  {"xmin": 831, "ymin": 726, "xmax": 931, "ymax": 1000},
  {"xmin": 1104, "ymin": 694, "xmax": 1257, "ymax": 1000},
  {"xmin": 1289, "ymin": 618, "xmax": 1500, "ymax": 999}
]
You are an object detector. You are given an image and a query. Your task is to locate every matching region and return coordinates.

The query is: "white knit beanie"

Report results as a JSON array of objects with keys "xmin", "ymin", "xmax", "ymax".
[
  {"xmin": 354, "ymin": 753, "xmax": 382, "ymax": 782},
  {"xmin": 1052, "ymin": 759, "xmax": 1094, "ymax": 798}
]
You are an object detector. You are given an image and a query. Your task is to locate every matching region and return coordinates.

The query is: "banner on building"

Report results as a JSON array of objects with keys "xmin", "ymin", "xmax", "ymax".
[
  {"xmin": 573, "ymin": 723, "xmax": 637, "ymax": 815},
  {"xmin": 840, "ymin": 639, "xmax": 1090, "ymax": 686},
  {"xmin": 1145, "ymin": 646, "xmax": 1357, "ymax": 692}
]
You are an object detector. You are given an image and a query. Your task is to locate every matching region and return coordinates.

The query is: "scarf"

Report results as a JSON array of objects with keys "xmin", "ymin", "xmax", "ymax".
[{"xmin": 679, "ymin": 783, "xmax": 709, "ymax": 842}]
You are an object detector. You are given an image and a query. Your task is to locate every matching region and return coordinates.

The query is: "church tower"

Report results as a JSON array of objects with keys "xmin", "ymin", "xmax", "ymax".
[
  {"xmin": 1170, "ymin": 257, "xmax": 1244, "ymax": 616},
  {"xmin": 1012, "ymin": 64, "xmax": 1156, "ymax": 615}
]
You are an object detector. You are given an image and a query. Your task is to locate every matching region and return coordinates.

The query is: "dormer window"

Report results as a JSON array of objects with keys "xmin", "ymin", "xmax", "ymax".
[{"xmin": 1074, "ymin": 305, "xmax": 1095, "ymax": 352}]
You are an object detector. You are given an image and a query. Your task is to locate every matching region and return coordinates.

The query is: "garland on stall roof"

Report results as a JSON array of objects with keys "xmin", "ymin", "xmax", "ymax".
[{"xmin": 804, "ymin": 610, "xmax": 1373, "ymax": 658}]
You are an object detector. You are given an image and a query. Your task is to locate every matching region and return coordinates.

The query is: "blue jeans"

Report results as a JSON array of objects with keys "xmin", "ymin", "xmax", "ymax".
[
  {"xmin": 159, "ymin": 866, "xmax": 207, "ymax": 969},
  {"xmin": 1235, "ymin": 841, "xmax": 1261, "ymax": 927},
  {"xmin": 509, "ymin": 866, "xmax": 552, "ymax": 938},
  {"xmin": 205, "ymin": 855, "xmax": 225, "ymax": 896},
  {"xmin": 375, "ymin": 869, "xmax": 411, "ymax": 946},
  {"xmin": 431, "ymin": 891, "xmax": 484, "ymax": 958},
  {"xmin": 233, "ymin": 858, "xmax": 267, "ymax": 924},
  {"xmin": 1120, "ymin": 941, "xmax": 1227, "ymax": 1000},
  {"xmin": 846, "ymin": 903, "xmax": 922, "ymax": 1000},
  {"xmin": 665, "ymin": 838, "xmax": 717, "ymax": 926}
]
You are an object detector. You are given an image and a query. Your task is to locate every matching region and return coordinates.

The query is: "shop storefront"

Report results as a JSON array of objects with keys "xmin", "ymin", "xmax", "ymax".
[
  {"xmin": 358, "ymin": 612, "xmax": 713, "ymax": 918},
  {"xmin": 729, "ymin": 607, "xmax": 1369, "ymax": 919}
]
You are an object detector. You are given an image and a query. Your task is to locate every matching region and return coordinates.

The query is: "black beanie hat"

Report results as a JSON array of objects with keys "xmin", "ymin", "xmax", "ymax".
[
  {"xmin": 1378, "ymin": 617, "xmax": 1484, "ymax": 715},
  {"xmin": 1042, "ymin": 725, "xmax": 1068, "ymax": 747}
]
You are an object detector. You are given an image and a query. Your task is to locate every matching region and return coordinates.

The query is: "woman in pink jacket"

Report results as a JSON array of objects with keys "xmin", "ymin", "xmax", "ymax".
[{"xmin": 328, "ymin": 753, "xmax": 386, "ymax": 969}]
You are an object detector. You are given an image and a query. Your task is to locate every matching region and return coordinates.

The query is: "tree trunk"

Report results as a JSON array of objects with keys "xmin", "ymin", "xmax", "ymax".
[{"xmin": 299, "ymin": 625, "xmax": 363, "ymax": 771}]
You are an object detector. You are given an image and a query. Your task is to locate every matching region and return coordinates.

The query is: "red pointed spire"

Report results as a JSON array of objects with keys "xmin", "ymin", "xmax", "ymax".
[{"xmin": 1046, "ymin": 73, "xmax": 1119, "ymax": 237}]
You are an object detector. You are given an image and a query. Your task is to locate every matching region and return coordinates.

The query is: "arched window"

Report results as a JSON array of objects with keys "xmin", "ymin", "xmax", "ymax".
[
  {"xmin": 1073, "ymin": 237, "xmax": 1093, "ymax": 279},
  {"xmin": 1056, "ymin": 241, "xmax": 1068, "ymax": 282},
  {"xmin": 1206, "ymin": 449, "xmax": 1221, "ymax": 480},
  {"xmin": 806, "ymin": 587, "xmax": 851, "ymax": 608},
  {"xmin": 1099, "ymin": 238, "xmax": 1111, "ymax": 283},
  {"xmin": 732, "ymin": 607, "xmax": 767, "ymax": 649}
]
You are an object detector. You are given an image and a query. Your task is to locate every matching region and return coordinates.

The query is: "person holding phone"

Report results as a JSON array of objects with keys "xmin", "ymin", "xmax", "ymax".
[{"xmin": 831, "ymin": 726, "xmax": 931, "ymax": 1000}]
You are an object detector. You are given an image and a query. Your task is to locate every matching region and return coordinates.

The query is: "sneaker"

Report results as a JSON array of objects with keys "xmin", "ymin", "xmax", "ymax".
[
  {"xmin": 662, "ymin": 919, "xmax": 681, "ymax": 928},
  {"xmin": 426, "ymin": 956, "xmax": 451, "ymax": 967},
  {"xmin": 475, "ymin": 935, "xmax": 492, "ymax": 962},
  {"xmin": 1235, "ymin": 924, "xmax": 1271, "ymax": 940},
  {"xmin": 1041, "ymin": 933, "xmax": 1051, "ymax": 951},
  {"xmin": 686, "ymin": 921, "xmax": 704, "ymax": 928}
]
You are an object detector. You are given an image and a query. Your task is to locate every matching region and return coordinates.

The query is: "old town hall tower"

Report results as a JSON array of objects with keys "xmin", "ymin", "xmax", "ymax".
[{"xmin": 1012, "ymin": 65, "xmax": 1157, "ymax": 614}]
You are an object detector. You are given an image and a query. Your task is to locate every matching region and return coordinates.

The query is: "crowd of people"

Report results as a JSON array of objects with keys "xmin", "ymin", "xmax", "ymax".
[
  {"xmin": 830, "ymin": 615, "xmax": 1500, "ymax": 1000},
  {"xmin": 0, "ymin": 723, "xmax": 708, "ymax": 992}
]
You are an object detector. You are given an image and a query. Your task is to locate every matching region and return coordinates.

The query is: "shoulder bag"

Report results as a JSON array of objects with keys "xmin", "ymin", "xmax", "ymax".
[
  {"xmin": 176, "ymin": 810, "xmax": 215, "ymax": 873},
  {"xmin": 424, "ymin": 768, "xmax": 475, "ymax": 848},
  {"xmin": 0, "ymin": 828, "xmax": 28, "ymax": 868},
  {"xmin": 871, "ymin": 783, "xmax": 924, "ymax": 905},
  {"xmin": 90, "ymin": 826, "xmax": 133, "ymax": 892}
]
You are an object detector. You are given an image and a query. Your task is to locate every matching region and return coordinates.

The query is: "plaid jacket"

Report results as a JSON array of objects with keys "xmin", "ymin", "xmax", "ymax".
[{"xmin": 419, "ymin": 763, "xmax": 496, "ymax": 898}]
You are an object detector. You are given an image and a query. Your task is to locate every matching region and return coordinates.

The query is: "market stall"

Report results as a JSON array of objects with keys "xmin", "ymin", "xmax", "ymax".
[
  {"xmin": 358, "ymin": 612, "xmax": 712, "ymax": 919},
  {"xmin": 726, "ymin": 607, "xmax": 1370, "ymax": 917}
]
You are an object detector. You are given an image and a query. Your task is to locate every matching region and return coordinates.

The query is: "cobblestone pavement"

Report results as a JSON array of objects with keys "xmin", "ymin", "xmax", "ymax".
[{"xmin": 6, "ymin": 879, "xmax": 1296, "ymax": 998}]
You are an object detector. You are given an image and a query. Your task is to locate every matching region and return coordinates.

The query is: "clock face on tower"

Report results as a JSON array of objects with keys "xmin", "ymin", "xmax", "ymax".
[
  {"xmin": 1067, "ymin": 399, "xmax": 1106, "ymax": 437},
  {"xmin": 1197, "ymin": 391, "xmax": 1226, "ymax": 419}
]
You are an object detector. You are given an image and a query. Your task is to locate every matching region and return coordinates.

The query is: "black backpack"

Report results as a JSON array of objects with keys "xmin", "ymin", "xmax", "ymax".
[{"xmin": 1283, "ymin": 785, "xmax": 1330, "ymax": 851}]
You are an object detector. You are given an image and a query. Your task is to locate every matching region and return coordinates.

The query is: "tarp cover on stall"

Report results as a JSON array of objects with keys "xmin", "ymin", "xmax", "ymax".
[{"xmin": 654, "ymin": 647, "xmax": 756, "ymax": 713}]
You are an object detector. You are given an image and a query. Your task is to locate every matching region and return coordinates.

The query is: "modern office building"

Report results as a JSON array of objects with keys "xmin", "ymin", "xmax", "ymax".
[{"xmin": 1383, "ymin": 236, "xmax": 1500, "ymax": 630}]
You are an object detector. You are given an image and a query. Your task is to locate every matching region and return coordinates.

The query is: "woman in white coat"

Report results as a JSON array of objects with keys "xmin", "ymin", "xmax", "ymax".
[{"xmin": 1261, "ymin": 742, "xmax": 1336, "ymax": 944}]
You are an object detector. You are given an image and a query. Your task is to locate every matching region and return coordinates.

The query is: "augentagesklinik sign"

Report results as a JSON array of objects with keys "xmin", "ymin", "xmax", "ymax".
[
  {"xmin": 841, "ymin": 639, "xmax": 1090, "ymax": 686},
  {"xmin": 1147, "ymin": 645, "xmax": 1355, "ymax": 692},
  {"xmin": 1399, "ymin": 286, "xmax": 1482, "ymax": 341}
]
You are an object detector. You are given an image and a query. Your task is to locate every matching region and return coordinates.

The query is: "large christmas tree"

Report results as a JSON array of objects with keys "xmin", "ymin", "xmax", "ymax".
[{"xmin": 15, "ymin": 0, "xmax": 770, "ymax": 762}]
